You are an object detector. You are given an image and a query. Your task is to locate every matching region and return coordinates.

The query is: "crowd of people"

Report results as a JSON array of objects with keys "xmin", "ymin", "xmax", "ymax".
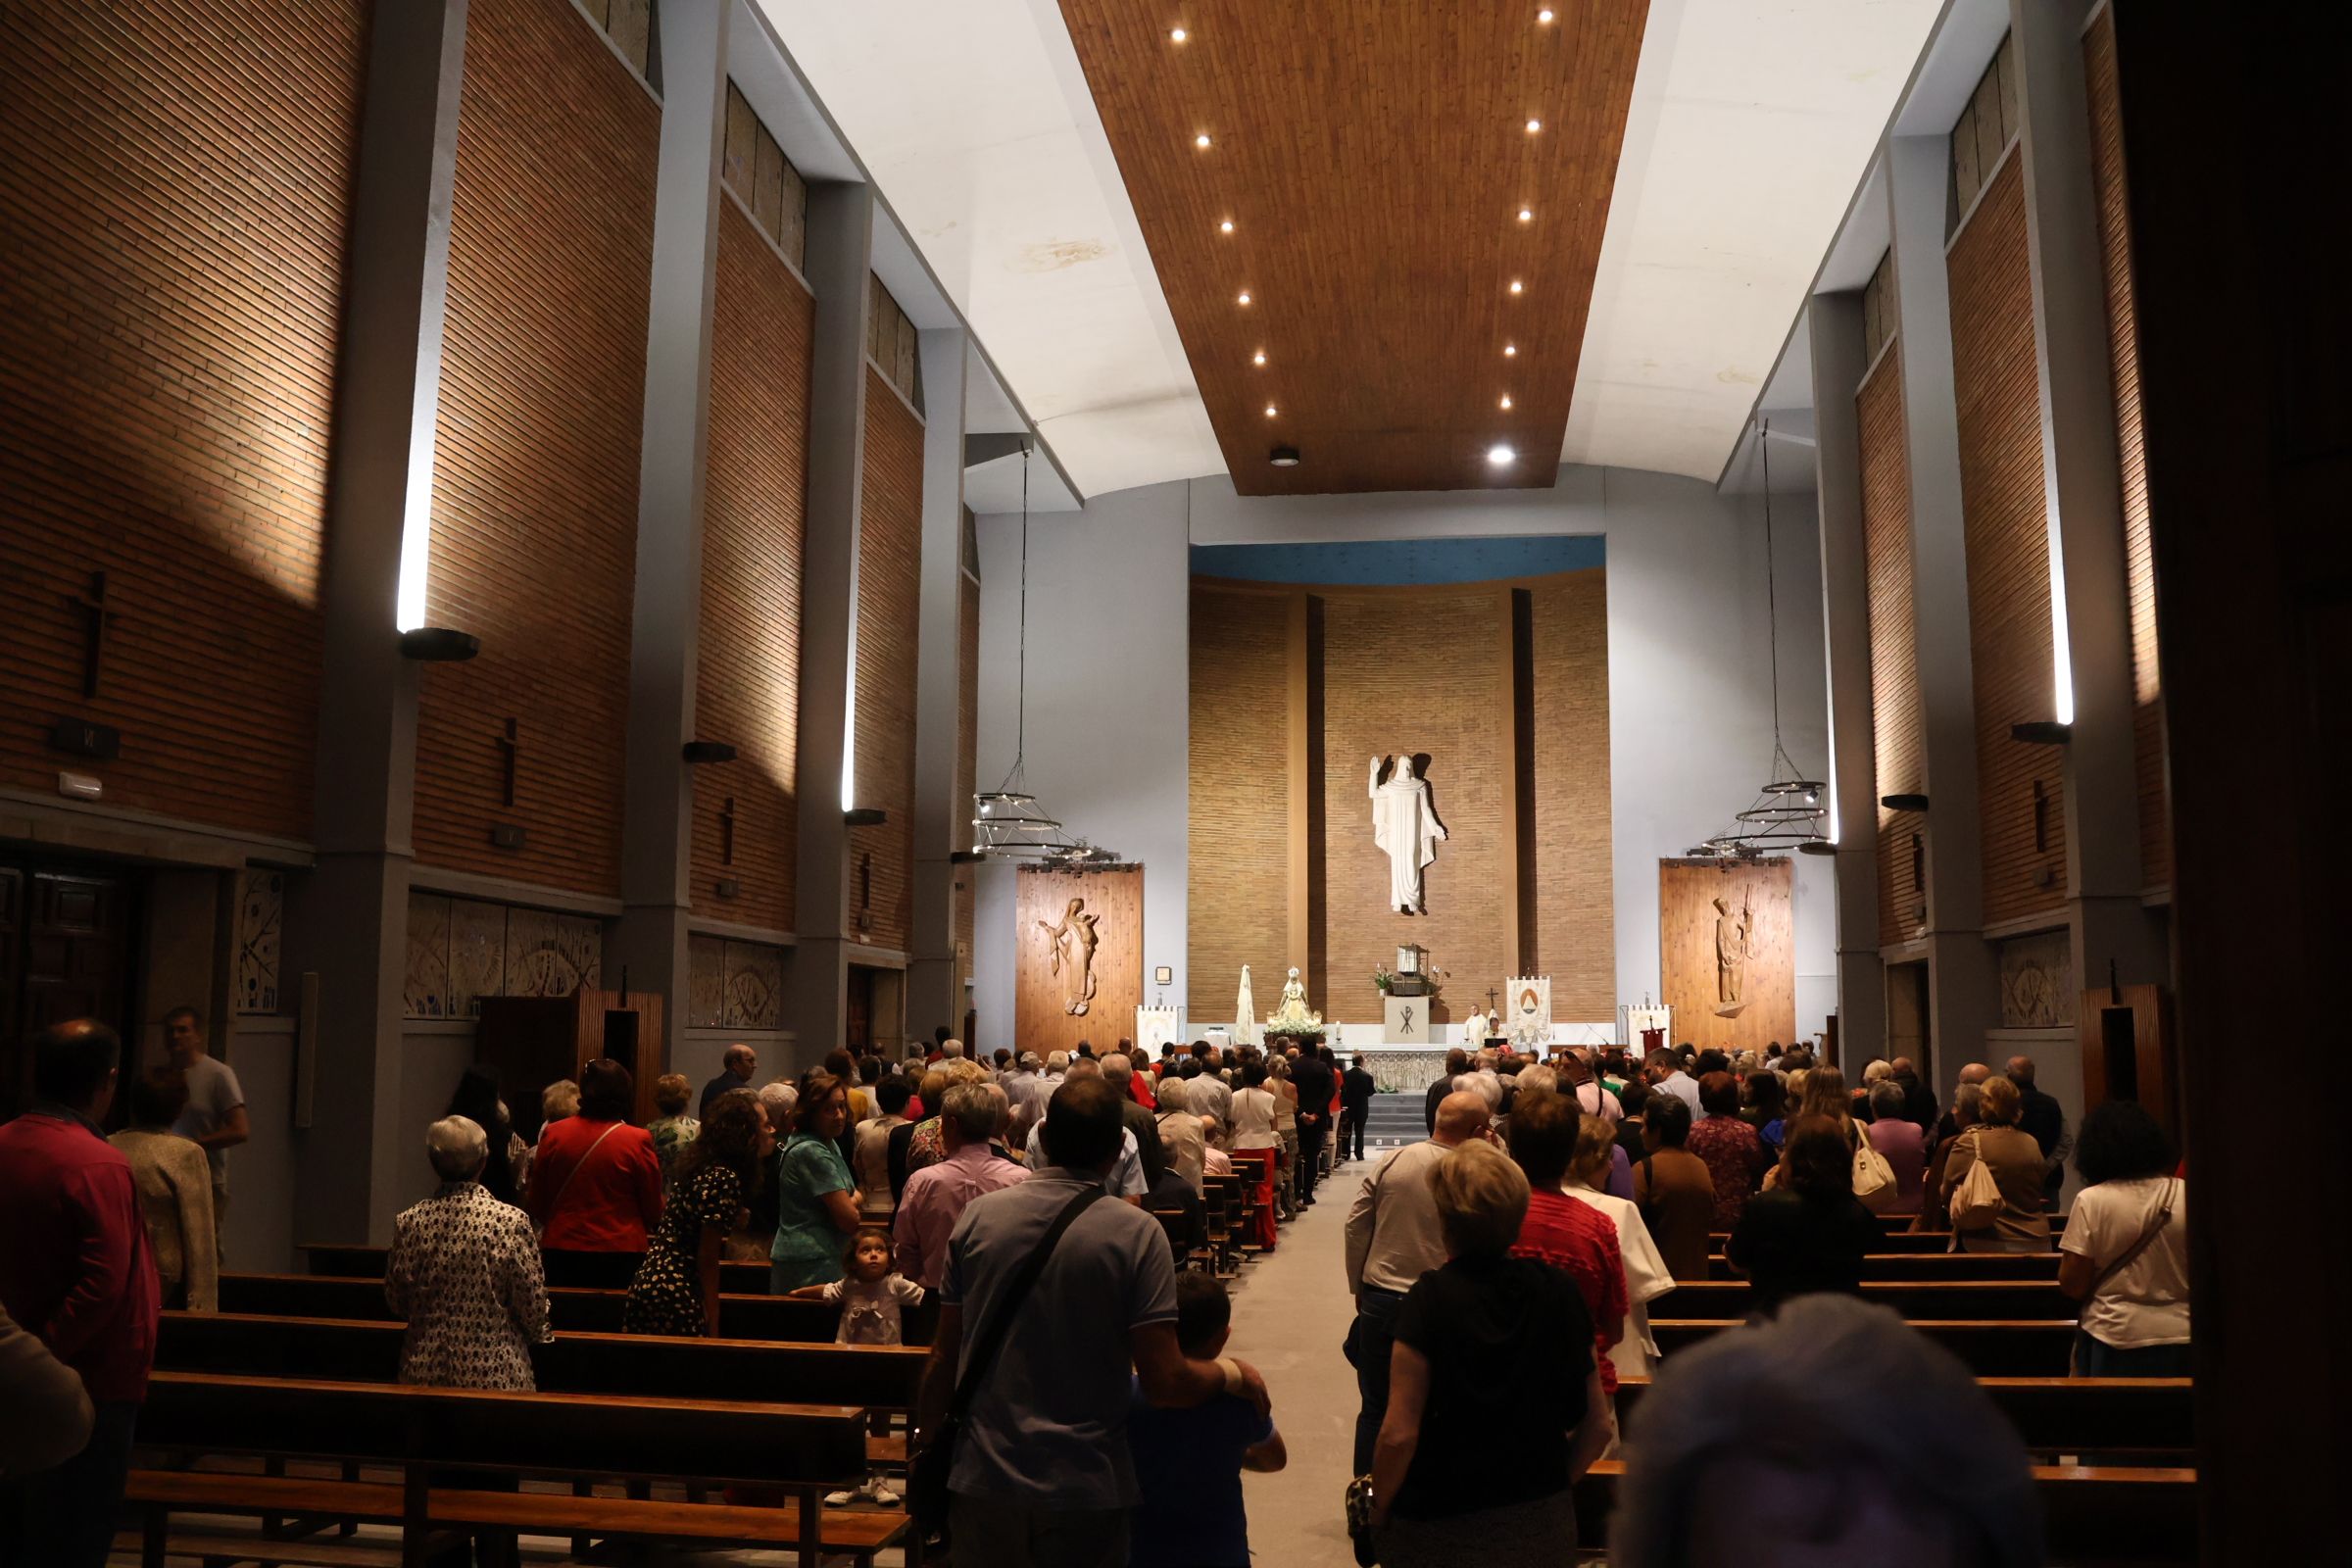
[{"xmin": 0, "ymin": 1015, "xmax": 2192, "ymax": 1567}]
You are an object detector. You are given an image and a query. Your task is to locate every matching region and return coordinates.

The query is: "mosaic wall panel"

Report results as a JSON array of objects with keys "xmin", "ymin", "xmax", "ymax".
[
  {"xmin": 688, "ymin": 934, "xmax": 729, "ymax": 1029},
  {"xmin": 233, "ymin": 868, "xmax": 283, "ymax": 1014},
  {"xmin": 1998, "ymin": 929, "xmax": 2076, "ymax": 1029},
  {"xmin": 403, "ymin": 891, "xmax": 604, "ymax": 1019},
  {"xmin": 724, "ymin": 940, "xmax": 783, "ymax": 1029}
]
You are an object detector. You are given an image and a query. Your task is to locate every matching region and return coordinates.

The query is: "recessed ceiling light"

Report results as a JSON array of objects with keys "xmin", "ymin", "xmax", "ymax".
[
  {"xmin": 1499, "ymin": 395, "xmax": 1513, "ymax": 410},
  {"xmin": 1525, "ymin": 119, "xmax": 1543, "ymax": 134},
  {"xmin": 1237, "ymin": 291, "xmax": 1251, "ymax": 306},
  {"xmin": 1508, "ymin": 279, "xmax": 1524, "ymax": 295},
  {"xmin": 1503, "ymin": 343, "xmax": 1518, "ymax": 357},
  {"xmin": 1218, "ymin": 219, "xmax": 1234, "ymax": 234},
  {"xmin": 1170, "ymin": 26, "xmax": 1188, "ymax": 43},
  {"xmin": 1270, "ymin": 446, "xmax": 1301, "ymax": 467},
  {"xmin": 1488, "ymin": 445, "xmax": 1517, "ymax": 466},
  {"xmin": 1517, "ymin": 208, "xmax": 1534, "ymax": 222},
  {"xmin": 1195, "ymin": 133, "xmax": 1211, "ymax": 149},
  {"xmin": 1538, "ymin": 8, "xmax": 1555, "ymax": 23},
  {"xmin": 1252, "ymin": 351, "xmax": 1267, "ymax": 367},
  {"xmin": 1264, "ymin": 405, "xmax": 1279, "ymax": 417}
]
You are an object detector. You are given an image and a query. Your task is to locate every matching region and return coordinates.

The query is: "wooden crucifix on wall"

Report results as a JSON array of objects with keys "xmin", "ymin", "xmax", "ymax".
[
  {"xmin": 72, "ymin": 570, "xmax": 120, "ymax": 699},
  {"xmin": 719, "ymin": 796, "xmax": 737, "ymax": 866},
  {"xmin": 497, "ymin": 718, "xmax": 519, "ymax": 807}
]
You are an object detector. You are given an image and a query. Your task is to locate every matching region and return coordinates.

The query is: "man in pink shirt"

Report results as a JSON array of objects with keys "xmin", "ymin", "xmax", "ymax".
[
  {"xmin": 0, "ymin": 1018, "xmax": 160, "ymax": 1567},
  {"xmin": 893, "ymin": 1083, "xmax": 1028, "ymax": 1289}
]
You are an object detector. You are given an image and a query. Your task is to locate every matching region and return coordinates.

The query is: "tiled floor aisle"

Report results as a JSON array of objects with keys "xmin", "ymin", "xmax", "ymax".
[{"xmin": 1231, "ymin": 1153, "xmax": 1378, "ymax": 1568}]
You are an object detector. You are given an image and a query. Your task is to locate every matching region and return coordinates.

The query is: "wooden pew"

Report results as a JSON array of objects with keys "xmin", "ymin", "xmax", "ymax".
[
  {"xmin": 1613, "ymin": 1376, "xmax": 2193, "ymax": 1456},
  {"xmin": 1703, "ymin": 1250, "xmax": 2061, "ymax": 1282},
  {"xmin": 307, "ymin": 1242, "xmax": 776, "ymax": 1296},
  {"xmin": 1706, "ymin": 1229, "xmax": 2063, "ymax": 1256},
  {"xmin": 219, "ymin": 1273, "xmax": 939, "ymax": 1346},
  {"xmin": 1570, "ymin": 1459, "xmax": 2194, "ymax": 1563},
  {"xmin": 155, "ymin": 1311, "xmax": 928, "ymax": 1413},
  {"xmin": 1649, "ymin": 1318, "xmax": 2077, "ymax": 1377},
  {"xmin": 1652, "ymin": 1279, "xmax": 2076, "ymax": 1321},
  {"xmin": 128, "ymin": 1370, "xmax": 907, "ymax": 1565}
]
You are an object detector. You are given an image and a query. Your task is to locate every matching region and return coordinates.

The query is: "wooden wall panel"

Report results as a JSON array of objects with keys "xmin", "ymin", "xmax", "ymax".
[
  {"xmin": 692, "ymin": 203, "xmax": 813, "ymax": 930},
  {"xmin": 0, "ymin": 0, "xmax": 366, "ymax": 840},
  {"xmin": 1947, "ymin": 154, "xmax": 2066, "ymax": 926},
  {"xmin": 414, "ymin": 0, "xmax": 657, "ymax": 896},
  {"xmin": 1188, "ymin": 584, "xmax": 1292, "ymax": 1019},
  {"xmin": 851, "ymin": 366, "xmax": 923, "ymax": 953},
  {"xmin": 1015, "ymin": 866, "xmax": 1143, "ymax": 1058},
  {"xmin": 1320, "ymin": 586, "xmax": 1512, "ymax": 1025},
  {"xmin": 2084, "ymin": 8, "xmax": 2169, "ymax": 894},
  {"xmin": 1527, "ymin": 570, "xmax": 1615, "ymax": 1017},
  {"xmin": 1858, "ymin": 347, "xmax": 1925, "ymax": 947},
  {"xmin": 1658, "ymin": 857, "xmax": 1794, "ymax": 1055}
]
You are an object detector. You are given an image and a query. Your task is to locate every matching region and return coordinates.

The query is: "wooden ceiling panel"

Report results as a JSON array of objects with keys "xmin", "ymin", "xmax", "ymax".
[{"xmin": 1059, "ymin": 0, "xmax": 1648, "ymax": 495}]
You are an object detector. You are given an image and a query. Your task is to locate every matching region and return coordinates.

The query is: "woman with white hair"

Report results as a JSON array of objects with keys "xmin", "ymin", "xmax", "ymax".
[
  {"xmin": 1610, "ymin": 1295, "xmax": 2041, "ymax": 1568},
  {"xmin": 1367, "ymin": 1140, "xmax": 1611, "ymax": 1565},
  {"xmin": 385, "ymin": 1115, "xmax": 549, "ymax": 1391}
]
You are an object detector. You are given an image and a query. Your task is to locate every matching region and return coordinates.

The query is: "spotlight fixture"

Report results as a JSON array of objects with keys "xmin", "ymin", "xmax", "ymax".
[
  {"xmin": 1218, "ymin": 219, "xmax": 1234, "ymax": 233},
  {"xmin": 2010, "ymin": 720, "xmax": 2073, "ymax": 746},
  {"xmin": 1882, "ymin": 792, "xmax": 1931, "ymax": 812},
  {"xmin": 1499, "ymin": 395, "xmax": 1513, "ymax": 410},
  {"xmin": 1525, "ymin": 119, "xmax": 1543, "ymax": 134},
  {"xmin": 399, "ymin": 627, "xmax": 480, "ymax": 662},
  {"xmin": 1237, "ymin": 291, "xmax": 1251, "ymax": 306},
  {"xmin": 680, "ymin": 740, "xmax": 737, "ymax": 765},
  {"xmin": 1170, "ymin": 26, "xmax": 1187, "ymax": 42},
  {"xmin": 1798, "ymin": 840, "xmax": 1838, "ymax": 857},
  {"xmin": 844, "ymin": 807, "xmax": 888, "ymax": 827},
  {"xmin": 1194, "ymin": 132, "xmax": 1211, "ymax": 149},
  {"xmin": 1539, "ymin": 7, "xmax": 1556, "ymax": 22},
  {"xmin": 1270, "ymin": 445, "xmax": 1301, "ymax": 467},
  {"xmin": 1264, "ymin": 405, "xmax": 1278, "ymax": 417},
  {"xmin": 1508, "ymin": 279, "xmax": 1524, "ymax": 295},
  {"xmin": 1503, "ymin": 343, "xmax": 1518, "ymax": 357},
  {"xmin": 1518, "ymin": 208, "xmax": 1534, "ymax": 222},
  {"xmin": 1251, "ymin": 351, "xmax": 1266, "ymax": 367},
  {"xmin": 1487, "ymin": 444, "xmax": 1516, "ymax": 466}
]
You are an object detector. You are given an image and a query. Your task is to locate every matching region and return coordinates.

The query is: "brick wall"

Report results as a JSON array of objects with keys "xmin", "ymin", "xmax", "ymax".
[
  {"xmin": 2084, "ymin": 8, "xmax": 2169, "ymax": 894},
  {"xmin": 1320, "ymin": 587, "xmax": 1512, "ymax": 1026},
  {"xmin": 1527, "ymin": 570, "xmax": 1614, "ymax": 1018},
  {"xmin": 0, "ymin": 0, "xmax": 367, "ymax": 840},
  {"xmin": 412, "ymin": 0, "xmax": 658, "ymax": 897},
  {"xmin": 1189, "ymin": 584, "xmax": 1292, "ymax": 1015},
  {"xmin": 1858, "ymin": 346, "xmax": 1924, "ymax": 947},
  {"xmin": 1947, "ymin": 154, "xmax": 2066, "ymax": 926},
  {"xmin": 691, "ymin": 202, "xmax": 813, "ymax": 931},
  {"xmin": 851, "ymin": 366, "xmax": 923, "ymax": 953}
]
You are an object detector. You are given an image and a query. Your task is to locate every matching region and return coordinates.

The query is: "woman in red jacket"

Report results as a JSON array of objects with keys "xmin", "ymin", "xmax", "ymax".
[{"xmin": 526, "ymin": 1057, "xmax": 663, "ymax": 1288}]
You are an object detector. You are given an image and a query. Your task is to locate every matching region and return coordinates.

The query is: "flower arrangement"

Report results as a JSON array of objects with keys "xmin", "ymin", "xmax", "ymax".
[{"xmin": 1373, "ymin": 966, "xmax": 1395, "ymax": 994}]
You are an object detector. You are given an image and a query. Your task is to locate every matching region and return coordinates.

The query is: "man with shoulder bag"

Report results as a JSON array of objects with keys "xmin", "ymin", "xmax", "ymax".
[{"xmin": 911, "ymin": 1077, "xmax": 1269, "ymax": 1567}]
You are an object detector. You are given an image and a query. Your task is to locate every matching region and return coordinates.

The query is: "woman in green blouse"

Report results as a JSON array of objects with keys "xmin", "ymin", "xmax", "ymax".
[{"xmin": 768, "ymin": 1072, "xmax": 860, "ymax": 1292}]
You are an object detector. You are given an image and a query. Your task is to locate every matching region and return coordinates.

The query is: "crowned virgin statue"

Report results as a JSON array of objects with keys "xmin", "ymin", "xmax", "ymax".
[{"xmin": 1265, "ymin": 966, "xmax": 1324, "ymax": 1034}]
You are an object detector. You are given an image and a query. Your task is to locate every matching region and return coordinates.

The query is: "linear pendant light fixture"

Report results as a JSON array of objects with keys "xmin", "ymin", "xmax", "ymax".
[
  {"xmin": 1689, "ymin": 419, "xmax": 1830, "ymax": 860},
  {"xmin": 970, "ymin": 445, "xmax": 1119, "ymax": 864}
]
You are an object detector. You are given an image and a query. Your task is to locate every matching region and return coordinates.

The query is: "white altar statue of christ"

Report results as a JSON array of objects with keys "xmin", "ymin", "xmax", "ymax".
[{"xmin": 1369, "ymin": 755, "xmax": 1446, "ymax": 913}]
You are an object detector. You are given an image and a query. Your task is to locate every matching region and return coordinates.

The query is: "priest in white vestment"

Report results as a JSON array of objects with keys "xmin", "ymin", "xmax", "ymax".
[{"xmin": 1368, "ymin": 755, "xmax": 1446, "ymax": 913}]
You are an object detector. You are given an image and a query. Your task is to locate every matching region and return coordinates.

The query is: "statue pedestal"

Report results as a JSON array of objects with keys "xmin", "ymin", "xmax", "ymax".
[{"xmin": 1383, "ymin": 994, "xmax": 1433, "ymax": 1044}]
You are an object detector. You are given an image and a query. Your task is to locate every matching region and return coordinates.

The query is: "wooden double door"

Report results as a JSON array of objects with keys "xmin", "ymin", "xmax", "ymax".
[{"xmin": 0, "ymin": 853, "xmax": 141, "ymax": 1120}]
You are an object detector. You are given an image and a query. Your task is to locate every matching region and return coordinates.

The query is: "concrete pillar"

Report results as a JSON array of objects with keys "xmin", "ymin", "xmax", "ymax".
[
  {"xmin": 907, "ymin": 327, "xmax": 970, "ymax": 1041},
  {"xmin": 1885, "ymin": 134, "xmax": 2001, "ymax": 1064},
  {"xmin": 2009, "ymin": 0, "xmax": 2166, "ymax": 992},
  {"xmin": 1805, "ymin": 292, "xmax": 1886, "ymax": 1059},
  {"xmin": 295, "ymin": 0, "xmax": 468, "ymax": 1245},
  {"xmin": 611, "ymin": 0, "xmax": 730, "ymax": 1027},
  {"xmin": 787, "ymin": 182, "xmax": 877, "ymax": 1063}
]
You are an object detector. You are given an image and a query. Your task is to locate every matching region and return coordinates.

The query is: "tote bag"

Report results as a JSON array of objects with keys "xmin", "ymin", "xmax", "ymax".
[{"xmin": 1851, "ymin": 1124, "xmax": 1899, "ymax": 1213}]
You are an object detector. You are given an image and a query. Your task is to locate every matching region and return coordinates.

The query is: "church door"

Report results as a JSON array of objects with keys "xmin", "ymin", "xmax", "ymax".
[{"xmin": 0, "ymin": 854, "xmax": 141, "ymax": 1119}]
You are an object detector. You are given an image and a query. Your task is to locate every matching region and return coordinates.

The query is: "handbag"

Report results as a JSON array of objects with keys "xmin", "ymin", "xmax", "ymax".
[
  {"xmin": 1851, "ymin": 1123, "xmax": 1899, "ymax": 1214},
  {"xmin": 908, "ymin": 1186, "xmax": 1106, "ymax": 1530},
  {"xmin": 1948, "ymin": 1136, "xmax": 2003, "ymax": 1232}
]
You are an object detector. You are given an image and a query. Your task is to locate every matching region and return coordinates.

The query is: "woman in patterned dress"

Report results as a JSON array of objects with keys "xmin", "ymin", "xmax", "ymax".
[
  {"xmin": 624, "ymin": 1091, "xmax": 770, "ymax": 1337},
  {"xmin": 385, "ymin": 1116, "xmax": 549, "ymax": 1390}
]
